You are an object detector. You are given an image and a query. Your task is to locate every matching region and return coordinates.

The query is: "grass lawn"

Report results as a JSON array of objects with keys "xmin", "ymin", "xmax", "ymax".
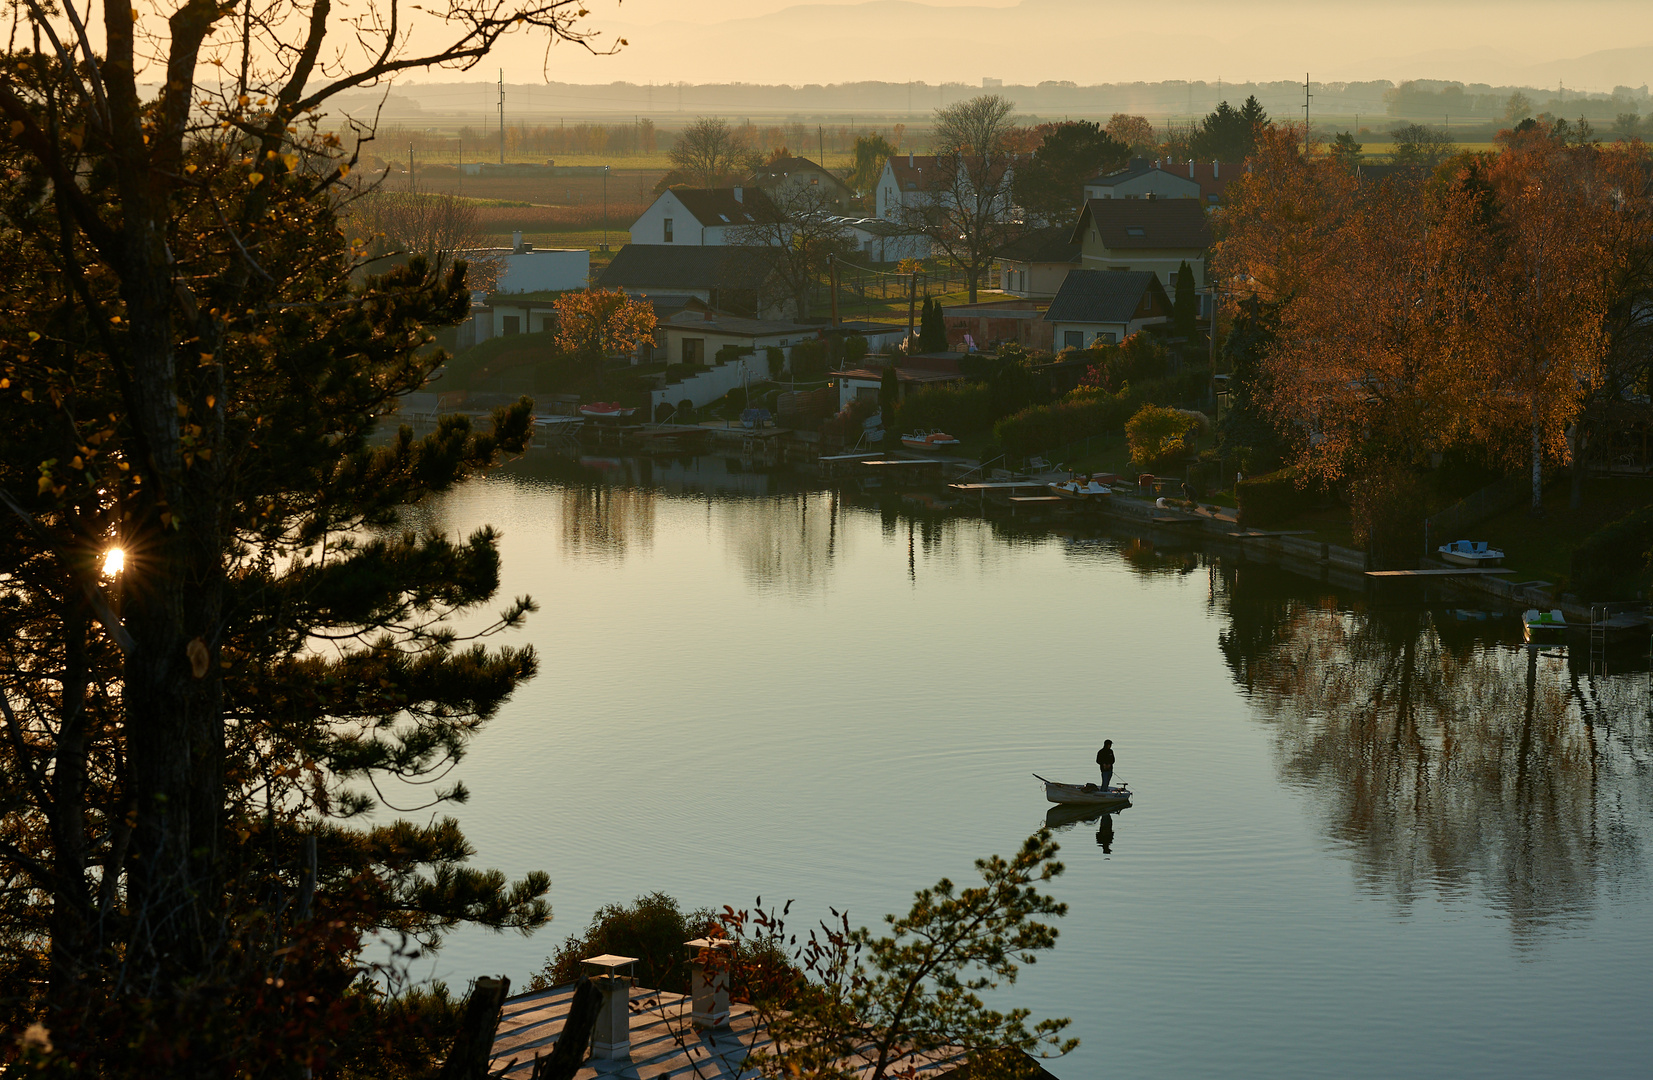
[
  {"xmin": 1467, "ymin": 475, "xmax": 1653, "ymax": 587},
  {"xmin": 813, "ymin": 287, "xmax": 978, "ymax": 324}
]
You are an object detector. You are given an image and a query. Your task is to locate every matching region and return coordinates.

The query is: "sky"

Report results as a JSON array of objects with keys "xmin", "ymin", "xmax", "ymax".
[{"xmin": 387, "ymin": 0, "xmax": 1653, "ymax": 91}]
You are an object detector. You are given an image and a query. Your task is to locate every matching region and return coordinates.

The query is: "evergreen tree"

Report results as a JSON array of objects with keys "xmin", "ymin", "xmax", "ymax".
[
  {"xmin": 1215, "ymin": 295, "xmax": 1289, "ymax": 475},
  {"xmin": 920, "ymin": 296, "xmax": 950, "ymax": 353},
  {"xmin": 1173, "ymin": 262, "xmax": 1199, "ymax": 337},
  {"xmin": 880, "ymin": 364, "xmax": 902, "ymax": 435},
  {"xmin": 1192, "ymin": 96, "xmax": 1269, "ymax": 162},
  {"xmin": 1012, "ymin": 120, "xmax": 1130, "ymax": 225}
]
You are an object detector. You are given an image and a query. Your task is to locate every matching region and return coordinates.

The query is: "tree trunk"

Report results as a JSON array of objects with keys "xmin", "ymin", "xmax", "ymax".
[
  {"xmin": 439, "ymin": 976, "xmax": 511, "ymax": 1080},
  {"xmin": 965, "ymin": 265, "xmax": 979, "ymax": 304},
  {"xmin": 1529, "ymin": 409, "xmax": 1543, "ymax": 516},
  {"xmin": 1569, "ymin": 422, "xmax": 1588, "ymax": 511}
]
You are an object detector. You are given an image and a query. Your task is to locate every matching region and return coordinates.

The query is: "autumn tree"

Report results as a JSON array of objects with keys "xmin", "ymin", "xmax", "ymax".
[
  {"xmin": 1329, "ymin": 131, "xmax": 1364, "ymax": 167},
  {"xmin": 0, "ymin": 0, "xmax": 615, "ymax": 1070},
  {"xmin": 1012, "ymin": 120, "xmax": 1129, "ymax": 225},
  {"xmin": 662, "ymin": 116, "xmax": 758, "ymax": 189},
  {"xmin": 897, "ymin": 94, "xmax": 1029, "ymax": 302},
  {"xmin": 554, "ymin": 288, "xmax": 659, "ymax": 363},
  {"xmin": 344, "ymin": 189, "xmax": 500, "ymax": 289},
  {"xmin": 1105, "ymin": 113, "xmax": 1155, "ymax": 157}
]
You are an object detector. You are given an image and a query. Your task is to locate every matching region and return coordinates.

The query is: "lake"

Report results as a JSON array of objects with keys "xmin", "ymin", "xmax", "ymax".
[{"xmin": 403, "ymin": 446, "xmax": 1653, "ymax": 1079}]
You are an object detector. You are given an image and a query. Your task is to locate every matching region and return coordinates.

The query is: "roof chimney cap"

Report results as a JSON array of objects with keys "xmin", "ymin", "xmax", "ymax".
[
  {"xmin": 908, "ymin": 150, "xmax": 914, "ymax": 167},
  {"xmin": 583, "ymin": 953, "xmax": 639, "ymax": 975},
  {"xmin": 1188, "ymin": 159, "xmax": 1195, "ymax": 177},
  {"xmin": 1213, "ymin": 161, "xmax": 1219, "ymax": 178},
  {"xmin": 733, "ymin": 185, "xmax": 743, "ymax": 202},
  {"xmin": 512, "ymin": 229, "xmax": 524, "ymax": 252}
]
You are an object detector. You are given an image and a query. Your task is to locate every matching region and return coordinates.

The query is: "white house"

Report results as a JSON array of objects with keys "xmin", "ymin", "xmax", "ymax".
[
  {"xmin": 1043, "ymin": 270, "xmax": 1172, "ymax": 351},
  {"xmin": 628, "ymin": 187, "xmax": 783, "ymax": 246},
  {"xmin": 834, "ymin": 217, "xmax": 931, "ymax": 262},
  {"xmin": 875, "ymin": 152, "xmax": 1014, "ymax": 223},
  {"xmin": 995, "ymin": 226, "xmax": 1080, "ymax": 298},
  {"xmin": 1069, "ymin": 198, "xmax": 1212, "ymax": 313},
  {"xmin": 455, "ymin": 236, "xmax": 588, "ymax": 293}
]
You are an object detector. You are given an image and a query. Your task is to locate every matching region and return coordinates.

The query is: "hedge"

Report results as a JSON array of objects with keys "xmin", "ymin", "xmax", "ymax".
[
  {"xmin": 896, "ymin": 382, "xmax": 1000, "ymax": 436},
  {"xmin": 1570, "ymin": 505, "xmax": 1653, "ymax": 601},
  {"xmin": 992, "ymin": 369, "xmax": 1206, "ymax": 457},
  {"xmin": 1125, "ymin": 404, "xmax": 1199, "ymax": 467},
  {"xmin": 1236, "ymin": 467, "xmax": 1321, "ymax": 527}
]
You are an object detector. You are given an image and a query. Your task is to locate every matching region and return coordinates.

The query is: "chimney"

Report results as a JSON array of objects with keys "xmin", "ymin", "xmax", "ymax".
[
  {"xmin": 686, "ymin": 939, "xmax": 733, "ymax": 1028},
  {"xmin": 1213, "ymin": 161, "xmax": 1219, "ymax": 178},
  {"xmin": 1188, "ymin": 159, "xmax": 1194, "ymax": 178},
  {"xmin": 512, "ymin": 229, "xmax": 523, "ymax": 252},
  {"xmin": 733, "ymin": 185, "xmax": 743, "ymax": 203},
  {"xmin": 584, "ymin": 954, "xmax": 637, "ymax": 1060},
  {"xmin": 908, "ymin": 150, "xmax": 914, "ymax": 167}
]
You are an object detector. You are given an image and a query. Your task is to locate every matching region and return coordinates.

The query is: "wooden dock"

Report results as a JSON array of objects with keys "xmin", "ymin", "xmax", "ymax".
[{"xmin": 1365, "ymin": 568, "xmax": 1515, "ymax": 578}]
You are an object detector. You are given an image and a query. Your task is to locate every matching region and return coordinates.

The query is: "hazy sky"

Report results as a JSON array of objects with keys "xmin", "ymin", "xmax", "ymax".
[{"xmin": 391, "ymin": 0, "xmax": 1653, "ymax": 91}]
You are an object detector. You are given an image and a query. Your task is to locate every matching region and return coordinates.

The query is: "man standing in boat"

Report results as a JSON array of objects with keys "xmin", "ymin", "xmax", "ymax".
[{"xmin": 1097, "ymin": 740, "xmax": 1115, "ymax": 790}]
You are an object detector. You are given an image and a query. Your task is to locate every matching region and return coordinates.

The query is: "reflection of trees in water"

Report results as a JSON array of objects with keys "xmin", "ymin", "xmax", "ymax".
[
  {"xmin": 559, "ymin": 484, "xmax": 656, "ymax": 557},
  {"xmin": 715, "ymin": 492, "xmax": 842, "ymax": 594},
  {"xmin": 1216, "ymin": 564, "xmax": 1653, "ymax": 942}
]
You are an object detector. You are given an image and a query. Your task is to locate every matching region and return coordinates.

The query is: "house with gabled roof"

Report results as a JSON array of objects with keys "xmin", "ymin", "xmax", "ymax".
[
  {"xmin": 1044, "ymin": 269, "xmax": 1172, "ymax": 351},
  {"xmin": 995, "ymin": 225, "xmax": 1080, "ymax": 298},
  {"xmin": 1070, "ymin": 198, "xmax": 1212, "ymax": 313},
  {"xmin": 1083, "ymin": 157, "xmax": 1240, "ymax": 206},
  {"xmin": 747, "ymin": 155, "xmax": 857, "ymax": 213},
  {"xmin": 875, "ymin": 151, "xmax": 1014, "ymax": 223},
  {"xmin": 596, "ymin": 244, "xmax": 792, "ymax": 319},
  {"xmin": 629, "ymin": 186, "xmax": 783, "ymax": 247}
]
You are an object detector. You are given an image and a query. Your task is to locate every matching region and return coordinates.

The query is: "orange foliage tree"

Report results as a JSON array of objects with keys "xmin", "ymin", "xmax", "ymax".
[{"xmin": 555, "ymin": 288, "xmax": 659, "ymax": 362}]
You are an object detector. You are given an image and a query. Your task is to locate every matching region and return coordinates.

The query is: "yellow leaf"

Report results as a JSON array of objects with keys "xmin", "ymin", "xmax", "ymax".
[
  {"xmin": 37, "ymin": 475, "xmax": 52, "ymax": 495},
  {"xmin": 282, "ymin": 153, "xmax": 299, "ymax": 170},
  {"xmin": 205, "ymin": 395, "xmax": 215, "ymax": 408},
  {"xmin": 130, "ymin": 7, "xmax": 139, "ymax": 20},
  {"xmin": 248, "ymin": 171, "xmax": 264, "ymax": 185},
  {"xmin": 20, "ymin": 389, "xmax": 32, "ymax": 403},
  {"xmin": 185, "ymin": 163, "xmax": 198, "ymax": 174},
  {"xmin": 27, "ymin": 331, "xmax": 39, "ymax": 342},
  {"xmin": 70, "ymin": 456, "xmax": 83, "ymax": 470},
  {"xmin": 8, "ymin": 121, "xmax": 22, "ymax": 137},
  {"xmin": 338, "ymin": 164, "xmax": 350, "ymax": 177},
  {"xmin": 176, "ymin": 400, "xmax": 187, "ymax": 417}
]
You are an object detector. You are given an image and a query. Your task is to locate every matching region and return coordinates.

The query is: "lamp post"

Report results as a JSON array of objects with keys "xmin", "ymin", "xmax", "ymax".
[{"xmin": 602, "ymin": 164, "xmax": 610, "ymax": 252}]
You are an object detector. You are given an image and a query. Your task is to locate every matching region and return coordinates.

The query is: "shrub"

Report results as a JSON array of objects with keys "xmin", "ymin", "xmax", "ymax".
[
  {"xmin": 766, "ymin": 346, "xmax": 785, "ymax": 378},
  {"xmin": 1236, "ymin": 467, "xmax": 1322, "ymax": 528},
  {"xmin": 843, "ymin": 334, "xmax": 870, "ymax": 364},
  {"xmin": 715, "ymin": 344, "xmax": 754, "ymax": 366},
  {"xmin": 1571, "ymin": 505, "xmax": 1653, "ymax": 601},
  {"xmin": 1125, "ymin": 404, "xmax": 1199, "ymax": 467},
  {"xmin": 655, "ymin": 401, "xmax": 674, "ymax": 422},
  {"xmin": 528, "ymin": 892, "xmax": 717, "ymax": 994},
  {"xmin": 789, "ymin": 339, "xmax": 828, "ymax": 381},
  {"xmin": 1078, "ymin": 332, "xmax": 1172, "ymax": 393},
  {"xmin": 677, "ymin": 398, "xmax": 694, "ymax": 419},
  {"xmin": 992, "ymin": 368, "xmax": 1207, "ymax": 457},
  {"xmin": 896, "ymin": 381, "xmax": 999, "ymax": 435}
]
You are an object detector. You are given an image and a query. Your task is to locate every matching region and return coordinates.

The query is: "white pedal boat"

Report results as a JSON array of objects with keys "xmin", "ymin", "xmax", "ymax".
[{"xmin": 1034, "ymin": 773, "xmax": 1132, "ymax": 806}]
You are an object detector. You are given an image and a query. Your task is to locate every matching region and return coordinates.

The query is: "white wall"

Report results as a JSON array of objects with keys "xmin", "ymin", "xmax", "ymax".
[
  {"xmin": 650, "ymin": 354, "xmax": 770, "ymax": 412},
  {"xmin": 497, "ymin": 249, "xmax": 589, "ymax": 292},
  {"xmin": 630, "ymin": 191, "xmax": 699, "ymax": 246}
]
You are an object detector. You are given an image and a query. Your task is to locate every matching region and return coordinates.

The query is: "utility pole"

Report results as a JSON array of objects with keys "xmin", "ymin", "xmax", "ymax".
[
  {"xmin": 1303, "ymin": 73, "xmax": 1312, "ymax": 131},
  {"xmin": 907, "ymin": 270, "xmax": 918, "ymax": 340},
  {"xmin": 408, "ymin": 143, "xmax": 414, "ymax": 191},
  {"xmin": 497, "ymin": 70, "xmax": 505, "ymax": 165},
  {"xmin": 828, "ymin": 253, "xmax": 840, "ymax": 329},
  {"xmin": 601, "ymin": 164, "xmax": 609, "ymax": 252},
  {"xmin": 818, "ymin": 125, "xmax": 823, "ymax": 166}
]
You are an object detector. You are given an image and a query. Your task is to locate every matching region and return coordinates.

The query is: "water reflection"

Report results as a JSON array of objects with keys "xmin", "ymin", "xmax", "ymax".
[
  {"xmin": 1045, "ymin": 802, "xmax": 1127, "ymax": 852},
  {"xmin": 1215, "ymin": 564, "xmax": 1653, "ymax": 943}
]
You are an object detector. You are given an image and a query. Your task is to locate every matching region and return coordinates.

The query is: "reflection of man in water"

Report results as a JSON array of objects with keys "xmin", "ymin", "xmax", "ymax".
[
  {"xmin": 1096, "ymin": 740, "xmax": 1115, "ymax": 789},
  {"xmin": 1096, "ymin": 812, "xmax": 1114, "ymax": 853}
]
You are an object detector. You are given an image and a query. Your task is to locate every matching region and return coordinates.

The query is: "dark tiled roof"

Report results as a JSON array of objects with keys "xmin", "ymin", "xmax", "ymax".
[
  {"xmin": 1085, "ymin": 157, "xmax": 1158, "ymax": 185},
  {"xmin": 596, "ymin": 244, "xmax": 775, "ymax": 291},
  {"xmin": 1087, "ymin": 157, "xmax": 1242, "ymax": 203},
  {"xmin": 667, "ymin": 187, "xmax": 782, "ymax": 227},
  {"xmin": 885, "ymin": 153, "xmax": 1009, "ymax": 192},
  {"xmin": 748, "ymin": 156, "xmax": 856, "ymax": 195},
  {"xmin": 1043, "ymin": 270, "xmax": 1170, "ymax": 324},
  {"xmin": 997, "ymin": 225, "xmax": 1081, "ymax": 265},
  {"xmin": 1070, "ymin": 198, "xmax": 1213, "ymax": 249}
]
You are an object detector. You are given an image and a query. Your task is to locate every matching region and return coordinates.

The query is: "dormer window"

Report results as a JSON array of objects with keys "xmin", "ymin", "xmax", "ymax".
[
  {"xmin": 719, "ymin": 214, "xmax": 730, "ymax": 222},
  {"xmin": 1126, "ymin": 227, "xmax": 1145, "ymax": 237},
  {"xmin": 664, "ymin": 217, "xmax": 673, "ymax": 243}
]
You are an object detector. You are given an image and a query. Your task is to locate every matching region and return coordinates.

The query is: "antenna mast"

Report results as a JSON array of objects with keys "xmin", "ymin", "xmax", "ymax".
[{"xmin": 497, "ymin": 70, "xmax": 505, "ymax": 165}]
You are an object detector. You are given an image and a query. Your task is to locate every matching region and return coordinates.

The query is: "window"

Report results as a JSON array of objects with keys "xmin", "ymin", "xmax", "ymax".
[
  {"xmin": 1125, "ymin": 227, "xmax": 1146, "ymax": 237},
  {"xmin": 856, "ymin": 386, "xmax": 879, "ymax": 402},
  {"xmin": 663, "ymin": 217, "xmax": 674, "ymax": 243},
  {"xmin": 502, "ymin": 315, "xmax": 520, "ymax": 335},
  {"xmin": 682, "ymin": 337, "xmax": 704, "ymax": 364},
  {"xmin": 540, "ymin": 315, "xmax": 555, "ymax": 333},
  {"xmin": 1063, "ymin": 331, "xmax": 1084, "ymax": 349}
]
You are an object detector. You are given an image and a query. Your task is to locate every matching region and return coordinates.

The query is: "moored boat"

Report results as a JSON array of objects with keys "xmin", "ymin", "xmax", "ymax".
[
  {"xmin": 900, "ymin": 430, "xmax": 961, "ymax": 451},
  {"xmin": 1048, "ymin": 475, "xmax": 1113, "ymax": 502},
  {"xmin": 1033, "ymin": 772, "xmax": 1132, "ymax": 806},
  {"xmin": 1523, "ymin": 608, "xmax": 1568, "ymax": 641},
  {"xmin": 579, "ymin": 401, "xmax": 637, "ymax": 419},
  {"xmin": 1438, "ymin": 540, "xmax": 1505, "ymax": 566}
]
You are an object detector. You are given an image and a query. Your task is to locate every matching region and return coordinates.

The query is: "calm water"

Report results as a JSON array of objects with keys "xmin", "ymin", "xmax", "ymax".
[{"xmin": 402, "ymin": 447, "xmax": 1653, "ymax": 1079}]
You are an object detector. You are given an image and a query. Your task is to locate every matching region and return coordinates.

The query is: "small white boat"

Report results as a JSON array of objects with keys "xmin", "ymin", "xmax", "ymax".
[
  {"xmin": 900, "ymin": 430, "xmax": 961, "ymax": 451},
  {"xmin": 1048, "ymin": 476, "xmax": 1113, "ymax": 502},
  {"xmin": 1523, "ymin": 608, "xmax": 1567, "ymax": 640},
  {"xmin": 1033, "ymin": 773, "xmax": 1132, "ymax": 806},
  {"xmin": 1438, "ymin": 540, "xmax": 1504, "ymax": 566}
]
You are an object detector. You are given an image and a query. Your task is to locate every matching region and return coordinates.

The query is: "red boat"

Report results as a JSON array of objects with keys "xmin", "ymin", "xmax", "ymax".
[{"xmin": 579, "ymin": 402, "xmax": 637, "ymax": 419}]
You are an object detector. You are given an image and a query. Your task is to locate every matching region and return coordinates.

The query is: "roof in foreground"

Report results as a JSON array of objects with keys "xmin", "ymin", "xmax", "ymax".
[
  {"xmin": 1044, "ymin": 269, "xmax": 1167, "ymax": 324},
  {"xmin": 1070, "ymin": 198, "xmax": 1213, "ymax": 249},
  {"xmin": 489, "ymin": 983, "xmax": 1046, "ymax": 1080}
]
